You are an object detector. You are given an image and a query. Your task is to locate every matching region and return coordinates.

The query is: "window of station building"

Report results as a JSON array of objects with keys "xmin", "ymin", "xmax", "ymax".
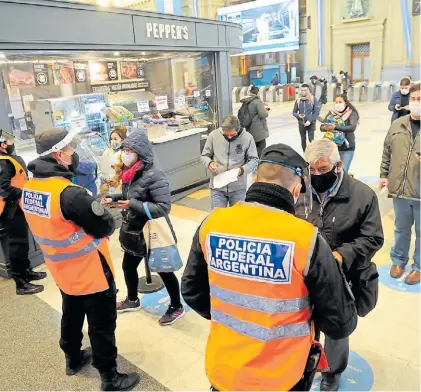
[{"xmin": 0, "ymin": 51, "xmax": 217, "ymax": 154}]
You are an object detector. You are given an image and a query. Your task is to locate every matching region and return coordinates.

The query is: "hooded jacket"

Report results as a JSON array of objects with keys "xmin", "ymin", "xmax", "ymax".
[
  {"xmin": 239, "ymin": 95, "xmax": 269, "ymax": 143},
  {"xmin": 380, "ymin": 115, "xmax": 420, "ymax": 200},
  {"xmin": 201, "ymin": 128, "xmax": 258, "ymax": 193},
  {"xmin": 114, "ymin": 130, "xmax": 171, "ymax": 234}
]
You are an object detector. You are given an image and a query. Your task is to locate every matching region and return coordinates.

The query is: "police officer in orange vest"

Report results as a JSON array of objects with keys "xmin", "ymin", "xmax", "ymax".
[
  {"xmin": 0, "ymin": 134, "xmax": 46, "ymax": 295},
  {"xmin": 21, "ymin": 129, "xmax": 140, "ymax": 391},
  {"xmin": 182, "ymin": 144, "xmax": 358, "ymax": 391}
]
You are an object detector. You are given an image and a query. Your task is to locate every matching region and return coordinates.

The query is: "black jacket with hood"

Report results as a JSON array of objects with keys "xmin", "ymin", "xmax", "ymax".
[
  {"xmin": 111, "ymin": 130, "xmax": 172, "ymax": 250},
  {"xmin": 239, "ymin": 95, "xmax": 269, "ymax": 143}
]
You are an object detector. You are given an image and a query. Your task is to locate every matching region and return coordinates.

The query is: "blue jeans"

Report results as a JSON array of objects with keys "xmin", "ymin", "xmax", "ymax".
[
  {"xmin": 391, "ymin": 198, "xmax": 420, "ymax": 272},
  {"xmin": 339, "ymin": 150, "xmax": 355, "ymax": 172},
  {"xmin": 211, "ymin": 189, "xmax": 246, "ymax": 210}
]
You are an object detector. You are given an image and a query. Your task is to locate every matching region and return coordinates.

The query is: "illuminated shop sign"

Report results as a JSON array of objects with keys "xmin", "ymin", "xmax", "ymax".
[{"xmin": 91, "ymin": 81, "xmax": 149, "ymax": 93}]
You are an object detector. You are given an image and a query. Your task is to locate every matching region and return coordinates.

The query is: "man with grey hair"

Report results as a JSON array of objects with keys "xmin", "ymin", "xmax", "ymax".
[
  {"xmin": 202, "ymin": 115, "xmax": 258, "ymax": 209},
  {"xmin": 298, "ymin": 139, "xmax": 384, "ymax": 391}
]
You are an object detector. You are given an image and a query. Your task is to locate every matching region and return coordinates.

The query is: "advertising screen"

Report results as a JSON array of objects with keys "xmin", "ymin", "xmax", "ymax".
[{"xmin": 218, "ymin": 0, "xmax": 299, "ymax": 55}]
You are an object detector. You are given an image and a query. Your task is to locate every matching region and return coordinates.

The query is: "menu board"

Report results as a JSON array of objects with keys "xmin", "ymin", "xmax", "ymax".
[
  {"xmin": 74, "ymin": 62, "xmax": 89, "ymax": 83},
  {"xmin": 33, "ymin": 64, "xmax": 50, "ymax": 86},
  {"xmin": 8, "ymin": 64, "xmax": 36, "ymax": 88},
  {"xmin": 120, "ymin": 61, "xmax": 145, "ymax": 80},
  {"xmin": 52, "ymin": 63, "xmax": 75, "ymax": 85},
  {"xmin": 89, "ymin": 61, "xmax": 118, "ymax": 82}
]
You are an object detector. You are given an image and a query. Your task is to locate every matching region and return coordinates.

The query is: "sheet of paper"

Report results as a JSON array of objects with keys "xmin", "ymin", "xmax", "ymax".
[
  {"xmin": 155, "ymin": 95, "xmax": 168, "ymax": 111},
  {"xmin": 213, "ymin": 169, "xmax": 240, "ymax": 189},
  {"xmin": 98, "ymin": 155, "xmax": 118, "ymax": 178},
  {"xmin": 137, "ymin": 100, "xmax": 150, "ymax": 113}
]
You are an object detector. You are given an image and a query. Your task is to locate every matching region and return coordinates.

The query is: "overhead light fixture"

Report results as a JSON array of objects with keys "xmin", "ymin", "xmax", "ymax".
[
  {"xmin": 97, "ymin": 0, "xmax": 110, "ymax": 7},
  {"xmin": 114, "ymin": 51, "xmax": 120, "ymax": 56},
  {"xmin": 0, "ymin": 53, "xmax": 6, "ymax": 59},
  {"xmin": 141, "ymin": 52, "xmax": 146, "ymax": 55}
]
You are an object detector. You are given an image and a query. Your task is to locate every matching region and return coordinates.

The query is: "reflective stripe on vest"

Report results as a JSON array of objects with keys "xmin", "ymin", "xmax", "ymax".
[
  {"xmin": 32, "ymin": 230, "xmax": 87, "ymax": 247},
  {"xmin": 212, "ymin": 309, "xmax": 312, "ymax": 341},
  {"xmin": 210, "ymin": 284, "xmax": 310, "ymax": 314},
  {"xmin": 41, "ymin": 238, "xmax": 100, "ymax": 262}
]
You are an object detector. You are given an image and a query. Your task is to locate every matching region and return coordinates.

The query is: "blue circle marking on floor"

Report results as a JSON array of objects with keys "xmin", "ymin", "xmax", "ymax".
[
  {"xmin": 311, "ymin": 351, "xmax": 374, "ymax": 391},
  {"xmin": 379, "ymin": 264, "xmax": 420, "ymax": 293},
  {"xmin": 140, "ymin": 288, "xmax": 192, "ymax": 316}
]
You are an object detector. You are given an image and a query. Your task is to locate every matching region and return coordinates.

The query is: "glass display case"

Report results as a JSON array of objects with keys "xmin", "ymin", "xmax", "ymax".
[
  {"xmin": 81, "ymin": 94, "xmax": 109, "ymax": 140},
  {"xmin": 79, "ymin": 131, "xmax": 108, "ymax": 157},
  {"xmin": 30, "ymin": 97, "xmax": 86, "ymax": 134}
]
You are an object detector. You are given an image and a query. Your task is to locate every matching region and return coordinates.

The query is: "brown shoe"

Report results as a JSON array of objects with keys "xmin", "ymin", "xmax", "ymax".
[
  {"xmin": 405, "ymin": 270, "xmax": 420, "ymax": 285},
  {"xmin": 390, "ymin": 265, "xmax": 405, "ymax": 279}
]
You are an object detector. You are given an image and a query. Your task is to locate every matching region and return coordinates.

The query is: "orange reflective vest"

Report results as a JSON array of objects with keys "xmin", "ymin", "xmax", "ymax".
[
  {"xmin": 200, "ymin": 202, "xmax": 317, "ymax": 391},
  {"xmin": 0, "ymin": 155, "xmax": 28, "ymax": 216},
  {"xmin": 21, "ymin": 177, "xmax": 114, "ymax": 295}
]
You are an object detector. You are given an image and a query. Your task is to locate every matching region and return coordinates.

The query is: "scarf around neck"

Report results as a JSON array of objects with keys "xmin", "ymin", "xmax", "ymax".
[
  {"xmin": 332, "ymin": 106, "xmax": 353, "ymax": 121},
  {"xmin": 121, "ymin": 160, "xmax": 143, "ymax": 184}
]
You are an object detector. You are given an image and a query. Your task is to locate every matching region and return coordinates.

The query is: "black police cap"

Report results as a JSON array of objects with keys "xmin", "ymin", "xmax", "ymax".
[
  {"xmin": 35, "ymin": 129, "xmax": 75, "ymax": 155},
  {"xmin": 259, "ymin": 143, "xmax": 308, "ymax": 192}
]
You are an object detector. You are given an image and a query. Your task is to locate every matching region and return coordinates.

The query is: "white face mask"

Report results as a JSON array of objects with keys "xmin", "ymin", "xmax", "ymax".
[
  {"xmin": 409, "ymin": 101, "xmax": 421, "ymax": 116},
  {"xmin": 121, "ymin": 151, "xmax": 137, "ymax": 167},
  {"xmin": 401, "ymin": 88, "xmax": 410, "ymax": 95},
  {"xmin": 334, "ymin": 103, "xmax": 346, "ymax": 112}
]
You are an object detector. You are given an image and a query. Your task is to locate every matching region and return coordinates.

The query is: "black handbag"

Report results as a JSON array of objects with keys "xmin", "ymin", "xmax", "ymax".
[
  {"xmin": 350, "ymin": 261, "xmax": 379, "ymax": 317},
  {"xmin": 119, "ymin": 220, "xmax": 146, "ymax": 257}
]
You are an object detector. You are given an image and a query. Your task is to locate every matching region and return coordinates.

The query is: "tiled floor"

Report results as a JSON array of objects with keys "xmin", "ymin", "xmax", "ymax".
[{"xmin": 0, "ymin": 100, "xmax": 420, "ymax": 391}]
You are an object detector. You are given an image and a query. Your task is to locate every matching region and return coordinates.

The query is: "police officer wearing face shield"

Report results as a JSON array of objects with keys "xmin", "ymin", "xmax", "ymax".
[
  {"xmin": 0, "ymin": 133, "xmax": 46, "ymax": 295},
  {"xmin": 21, "ymin": 129, "xmax": 140, "ymax": 391},
  {"xmin": 181, "ymin": 144, "xmax": 357, "ymax": 392}
]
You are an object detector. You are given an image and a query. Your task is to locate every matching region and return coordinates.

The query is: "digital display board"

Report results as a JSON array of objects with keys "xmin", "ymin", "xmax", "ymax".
[{"xmin": 218, "ymin": 0, "xmax": 299, "ymax": 55}]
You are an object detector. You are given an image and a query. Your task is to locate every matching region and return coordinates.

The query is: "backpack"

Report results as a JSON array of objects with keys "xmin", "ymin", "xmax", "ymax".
[{"xmin": 238, "ymin": 101, "xmax": 254, "ymax": 129}]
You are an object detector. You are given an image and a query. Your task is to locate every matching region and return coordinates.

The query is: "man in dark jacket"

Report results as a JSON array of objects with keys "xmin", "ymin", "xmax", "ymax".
[
  {"xmin": 182, "ymin": 144, "xmax": 357, "ymax": 391},
  {"xmin": 27, "ymin": 128, "xmax": 139, "ymax": 391},
  {"xmin": 388, "ymin": 78, "xmax": 411, "ymax": 123},
  {"xmin": 239, "ymin": 85, "xmax": 269, "ymax": 157},
  {"xmin": 293, "ymin": 84, "xmax": 321, "ymax": 152},
  {"xmin": 0, "ymin": 135, "xmax": 46, "ymax": 295},
  {"xmin": 380, "ymin": 83, "xmax": 420, "ymax": 284},
  {"xmin": 310, "ymin": 75, "xmax": 328, "ymax": 106},
  {"xmin": 299, "ymin": 139, "xmax": 384, "ymax": 391}
]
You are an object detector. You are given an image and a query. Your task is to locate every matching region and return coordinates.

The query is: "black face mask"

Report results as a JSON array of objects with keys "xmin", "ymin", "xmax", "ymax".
[
  {"xmin": 311, "ymin": 167, "xmax": 338, "ymax": 193},
  {"xmin": 6, "ymin": 144, "xmax": 15, "ymax": 155}
]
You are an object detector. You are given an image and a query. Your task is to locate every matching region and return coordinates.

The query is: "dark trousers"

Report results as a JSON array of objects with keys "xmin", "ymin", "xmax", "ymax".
[
  {"xmin": 2, "ymin": 207, "xmax": 30, "ymax": 279},
  {"xmin": 323, "ymin": 335, "xmax": 349, "ymax": 379},
  {"xmin": 60, "ymin": 285, "xmax": 118, "ymax": 373},
  {"xmin": 298, "ymin": 122, "xmax": 316, "ymax": 152},
  {"xmin": 255, "ymin": 139, "xmax": 267, "ymax": 158},
  {"xmin": 122, "ymin": 252, "xmax": 182, "ymax": 307}
]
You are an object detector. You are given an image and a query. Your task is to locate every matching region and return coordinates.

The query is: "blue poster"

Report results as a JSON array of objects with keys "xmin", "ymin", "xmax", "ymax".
[
  {"xmin": 207, "ymin": 233, "xmax": 294, "ymax": 284},
  {"xmin": 141, "ymin": 288, "xmax": 191, "ymax": 316},
  {"xmin": 379, "ymin": 264, "xmax": 420, "ymax": 293},
  {"xmin": 218, "ymin": 0, "xmax": 299, "ymax": 55},
  {"xmin": 311, "ymin": 351, "xmax": 374, "ymax": 391}
]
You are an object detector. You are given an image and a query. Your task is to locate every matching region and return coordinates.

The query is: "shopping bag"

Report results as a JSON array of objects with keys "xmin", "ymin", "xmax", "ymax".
[{"xmin": 142, "ymin": 202, "xmax": 183, "ymax": 273}]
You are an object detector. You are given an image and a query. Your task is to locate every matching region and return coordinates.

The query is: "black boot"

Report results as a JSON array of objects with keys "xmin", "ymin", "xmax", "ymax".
[
  {"xmin": 14, "ymin": 277, "xmax": 44, "ymax": 295},
  {"xmin": 320, "ymin": 373, "xmax": 341, "ymax": 391},
  {"xmin": 100, "ymin": 368, "xmax": 140, "ymax": 391},
  {"xmin": 66, "ymin": 348, "xmax": 92, "ymax": 376},
  {"xmin": 25, "ymin": 268, "xmax": 47, "ymax": 281}
]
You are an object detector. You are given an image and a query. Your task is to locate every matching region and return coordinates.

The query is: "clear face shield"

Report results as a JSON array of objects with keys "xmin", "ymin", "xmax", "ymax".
[
  {"xmin": 39, "ymin": 128, "xmax": 98, "ymax": 174},
  {"xmin": 299, "ymin": 165, "xmax": 313, "ymax": 218}
]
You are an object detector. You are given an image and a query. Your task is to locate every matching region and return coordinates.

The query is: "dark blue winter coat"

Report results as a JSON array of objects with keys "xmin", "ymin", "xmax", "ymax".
[{"xmin": 388, "ymin": 91, "xmax": 411, "ymax": 123}]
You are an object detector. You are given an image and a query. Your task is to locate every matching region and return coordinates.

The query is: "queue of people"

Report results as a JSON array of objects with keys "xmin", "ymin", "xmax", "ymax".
[{"xmin": 0, "ymin": 80, "xmax": 419, "ymax": 392}]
